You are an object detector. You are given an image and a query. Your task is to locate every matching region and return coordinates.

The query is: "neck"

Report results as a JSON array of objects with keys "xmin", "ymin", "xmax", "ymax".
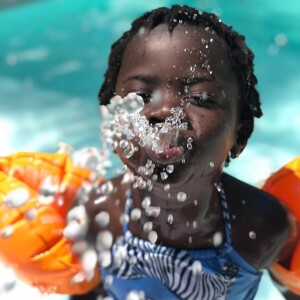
[{"xmin": 129, "ymin": 172, "xmax": 225, "ymax": 248}]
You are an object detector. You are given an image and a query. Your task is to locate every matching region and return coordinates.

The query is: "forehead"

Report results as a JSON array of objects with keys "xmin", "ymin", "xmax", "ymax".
[{"xmin": 118, "ymin": 24, "xmax": 237, "ymax": 84}]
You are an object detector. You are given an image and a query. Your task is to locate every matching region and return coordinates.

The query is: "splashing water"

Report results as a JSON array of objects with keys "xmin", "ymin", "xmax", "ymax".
[{"xmin": 100, "ymin": 93, "xmax": 188, "ymax": 157}]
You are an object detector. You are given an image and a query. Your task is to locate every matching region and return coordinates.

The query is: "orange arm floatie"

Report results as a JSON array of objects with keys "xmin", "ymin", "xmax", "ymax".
[
  {"xmin": 0, "ymin": 150, "xmax": 103, "ymax": 294},
  {"xmin": 262, "ymin": 157, "xmax": 300, "ymax": 294}
]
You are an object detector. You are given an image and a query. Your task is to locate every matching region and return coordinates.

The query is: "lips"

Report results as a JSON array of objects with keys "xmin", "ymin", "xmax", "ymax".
[{"xmin": 146, "ymin": 145, "xmax": 185, "ymax": 164}]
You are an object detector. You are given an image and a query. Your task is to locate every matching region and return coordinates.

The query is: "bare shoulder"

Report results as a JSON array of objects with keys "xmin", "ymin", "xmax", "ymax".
[{"xmin": 221, "ymin": 173, "xmax": 290, "ymax": 269}]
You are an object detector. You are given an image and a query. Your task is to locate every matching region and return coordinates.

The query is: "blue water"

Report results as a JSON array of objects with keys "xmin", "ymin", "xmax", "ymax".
[{"xmin": 0, "ymin": 0, "xmax": 299, "ymax": 299}]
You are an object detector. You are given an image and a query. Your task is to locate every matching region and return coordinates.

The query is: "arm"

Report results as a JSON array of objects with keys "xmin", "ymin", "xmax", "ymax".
[
  {"xmin": 0, "ymin": 151, "xmax": 102, "ymax": 295},
  {"xmin": 262, "ymin": 157, "xmax": 300, "ymax": 297}
]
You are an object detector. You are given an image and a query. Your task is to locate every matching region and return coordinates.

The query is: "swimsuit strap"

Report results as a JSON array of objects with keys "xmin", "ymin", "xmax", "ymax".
[{"xmin": 219, "ymin": 182, "xmax": 232, "ymax": 246}]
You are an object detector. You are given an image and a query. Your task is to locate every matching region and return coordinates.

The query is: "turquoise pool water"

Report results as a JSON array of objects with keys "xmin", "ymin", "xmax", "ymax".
[{"xmin": 0, "ymin": 0, "xmax": 299, "ymax": 299}]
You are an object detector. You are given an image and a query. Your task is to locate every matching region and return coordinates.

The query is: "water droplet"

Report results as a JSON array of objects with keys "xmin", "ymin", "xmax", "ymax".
[
  {"xmin": 193, "ymin": 221, "xmax": 197, "ymax": 228},
  {"xmin": 166, "ymin": 165, "xmax": 174, "ymax": 173},
  {"xmin": 138, "ymin": 26, "xmax": 146, "ymax": 35},
  {"xmin": 24, "ymin": 208, "xmax": 37, "ymax": 221},
  {"xmin": 177, "ymin": 191, "xmax": 187, "ymax": 202},
  {"xmin": 95, "ymin": 211, "xmax": 110, "ymax": 228},
  {"xmin": 141, "ymin": 196, "xmax": 151, "ymax": 208},
  {"xmin": 192, "ymin": 261, "xmax": 202, "ymax": 274},
  {"xmin": 189, "ymin": 236, "xmax": 193, "ymax": 243},
  {"xmin": 81, "ymin": 249, "xmax": 98, "ymax": 273},
  {"xmin": 167, "ymin": 214, "xmax": 173, "ymax": 224},
  {"xmin": 119, "ymin": 214, "xmax": 129, "ymax": 225},
  {"xmin": 96, "ymin": 230, "xmax": 113, "ymax": 251},
  {"xmin": 131, "ymin": 208, "xmax": 142, "ymax": 221},
  {"xmin": 160, "ymin": 172, "xmax": 168, "ymax": 180},
  {"xmin": 126, "ymin": 290, "xmax": 146, "ymax": 300},
  {"xmin": 1, "ymin": 226, "xmax": 14, "ymax": 238},
  {"xmin": 100, "ymin": 181, "xmax": 114, "ymax": 195},
  {"xmin": 145, "ymin": 206, "xmax": 161, "ymax": 218},
  {"xmin": 5, "ymin": 188, "xmax": 30, "ymax": 208},
  {"xmin": 164, "ymin": 184, "xmax": 170, "ymax": 191},
  {"xmin": 143, "ymin": 221, "xmax": 153, "ymax": 232},
  {"xmin": 212, "ymin": 231, "xmax": 223, "ymax": 247},
  {"xmin": 148, "ymin": 230, "xmax": 158, "ymax": 244},
  {"xmin": 187, "ymin": 143, "xmax": 193, "ymax": 150},
  {"xmin": 242, "ymin": 199, "xmax": 246, "ymax": 205},
  {"xmin": 214, "ymin": 182, "xmax": 222, "ymax": 192},
  {"xmin": 194, "ymin": 200, "xmax": 198, "ymax": 206},
  {"xmin": 249, "ymin": 231, "xmax": 256, "ymax": 239},
  {"xmin": 190, "ymin": 64, "xmax": 196, "ymax": 72}
]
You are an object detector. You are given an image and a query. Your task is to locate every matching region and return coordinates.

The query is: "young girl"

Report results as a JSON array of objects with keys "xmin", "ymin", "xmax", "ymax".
[
  {"xmin": 77, "ymin": 5, "xmax": 296, "ymax": 300},
  {"xmin": 0, "ymin": 5, "xmax": 299, "ymax": 300}
]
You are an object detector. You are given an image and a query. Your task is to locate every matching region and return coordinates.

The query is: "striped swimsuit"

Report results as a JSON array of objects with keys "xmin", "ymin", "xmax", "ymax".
[{"xmin": 100, "ymin": 185, "xmax": 262, "ymax": 299}]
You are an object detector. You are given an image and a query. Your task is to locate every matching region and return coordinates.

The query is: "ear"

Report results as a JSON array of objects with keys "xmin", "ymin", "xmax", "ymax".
[{"xmin": 230, "ymin": 121, "xmax": 253, "ymax": 159}]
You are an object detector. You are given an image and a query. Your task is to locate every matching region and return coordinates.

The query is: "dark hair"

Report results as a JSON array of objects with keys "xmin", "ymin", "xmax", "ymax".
[{"xmin": 98, "ymin": 5, "xmax": 263, "ymax": 160}]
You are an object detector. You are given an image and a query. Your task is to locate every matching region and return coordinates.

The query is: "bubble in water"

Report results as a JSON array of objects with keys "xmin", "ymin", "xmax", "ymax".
[
  {"xmin": 194, "ymin": 200, "xmax": 198, "ymax": 206},
  {"xmin": 4, "ymin": 188, "xmax": 30, "ymax": 208},
  {"xmin": 209, "ymin": 161, "xmax": 215, "ymax": 168},
  {"xmin": 192, "ymin": 261, "xmax": 202, "ymax": 275},
  {"xmin": 167, "ymin": 214, "xmax": 173, "ymax": 224},
  {"xmin": 189, "ymin": 236, "xmax": 193, "ymax": 243},
  {"xmin": 166, "ymin": 165, "xmax": 174, "ymax": 173},
  {"xmin": 177, "ymin": 191, "xmax": 187, "ymax": 202},
  {"xmin": 95, "ymin": 211, "xmax": 110, "ymax": 228},
  {"xmin": 212, "ymin": 231, "xmax": 223, "ymax": 247},
  {"xmin": 249, "ymin": 231, "xmax": 256, "ymax": 240},
  {"xmin": 193, "ymin": 221, "xmax": 197, "ymax": 228},
  {"xmin": 148, "ymin": 230, "xmax": 158, "ymax": 244},
  {"xmin": 187, "ymin": 143, "xmax": 193, "ymax": 150},
  {"xmin": 131, "ymin": 208, "xmax": 142, "ymax": 221}
]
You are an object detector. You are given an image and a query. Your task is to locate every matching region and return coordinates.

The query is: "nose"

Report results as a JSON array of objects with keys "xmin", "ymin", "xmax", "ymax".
[{"xmin": 140, "ymin": 91, "xmax": 180, "ymax": 125}]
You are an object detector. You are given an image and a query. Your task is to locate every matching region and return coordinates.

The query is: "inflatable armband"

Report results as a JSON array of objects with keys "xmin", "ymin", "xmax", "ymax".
[
  {"xmin": 263, "ymin": 157, "xmax": 300, "ymax": 294},
  {"xmin": 0, "ymin": 151, "xmax": 103, "ymax": 294}
]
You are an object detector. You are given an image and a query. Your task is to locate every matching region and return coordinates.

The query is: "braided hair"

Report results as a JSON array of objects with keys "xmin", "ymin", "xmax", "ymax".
[{"xmin": 98, "ymin": 5, "xmax": 262, "ymax": 161}]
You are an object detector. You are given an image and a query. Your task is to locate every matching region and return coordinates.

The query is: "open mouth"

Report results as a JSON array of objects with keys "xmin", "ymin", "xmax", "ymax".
[
  {"xmin": 146, "ymin": 145, "xmax": 185, "ymax": 164},
  {"xmin": 145, "ymin": 129, "xmax": 188, "ymax": 164}
]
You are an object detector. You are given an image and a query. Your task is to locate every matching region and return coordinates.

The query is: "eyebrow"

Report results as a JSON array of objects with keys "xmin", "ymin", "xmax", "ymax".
[
  {"xmin": 124, "ymin": 74, "xmax": 159, "ymax": 85},
  {"xmin": 124, "ymin": 73, "xmax": 222, "ymax": 88}
]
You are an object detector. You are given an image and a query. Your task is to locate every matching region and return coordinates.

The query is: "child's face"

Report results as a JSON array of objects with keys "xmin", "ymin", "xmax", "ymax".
[{"xmin": 114, "ymin": 24, "xmax": 241, "ymax": 183}]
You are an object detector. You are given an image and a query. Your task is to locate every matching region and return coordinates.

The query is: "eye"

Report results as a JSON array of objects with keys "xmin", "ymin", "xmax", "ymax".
[
  {"xmin": 184, "ymin": 93, "xmax": 217, "ymax": 108},
  {"xmin": 135, "ymin": 92, "xmax": 152, "ymax": 104}
]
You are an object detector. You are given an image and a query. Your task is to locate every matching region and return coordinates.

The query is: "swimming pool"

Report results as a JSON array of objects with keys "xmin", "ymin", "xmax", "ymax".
[{"xmin": 0, "ymin": 0, "xmax": 299, "ymax": 299}]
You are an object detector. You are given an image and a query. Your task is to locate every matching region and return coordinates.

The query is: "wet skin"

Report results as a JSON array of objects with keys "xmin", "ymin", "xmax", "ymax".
[{"xmin": 85, "ymin": 24, "xmax": 294, "ymax": 271}]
